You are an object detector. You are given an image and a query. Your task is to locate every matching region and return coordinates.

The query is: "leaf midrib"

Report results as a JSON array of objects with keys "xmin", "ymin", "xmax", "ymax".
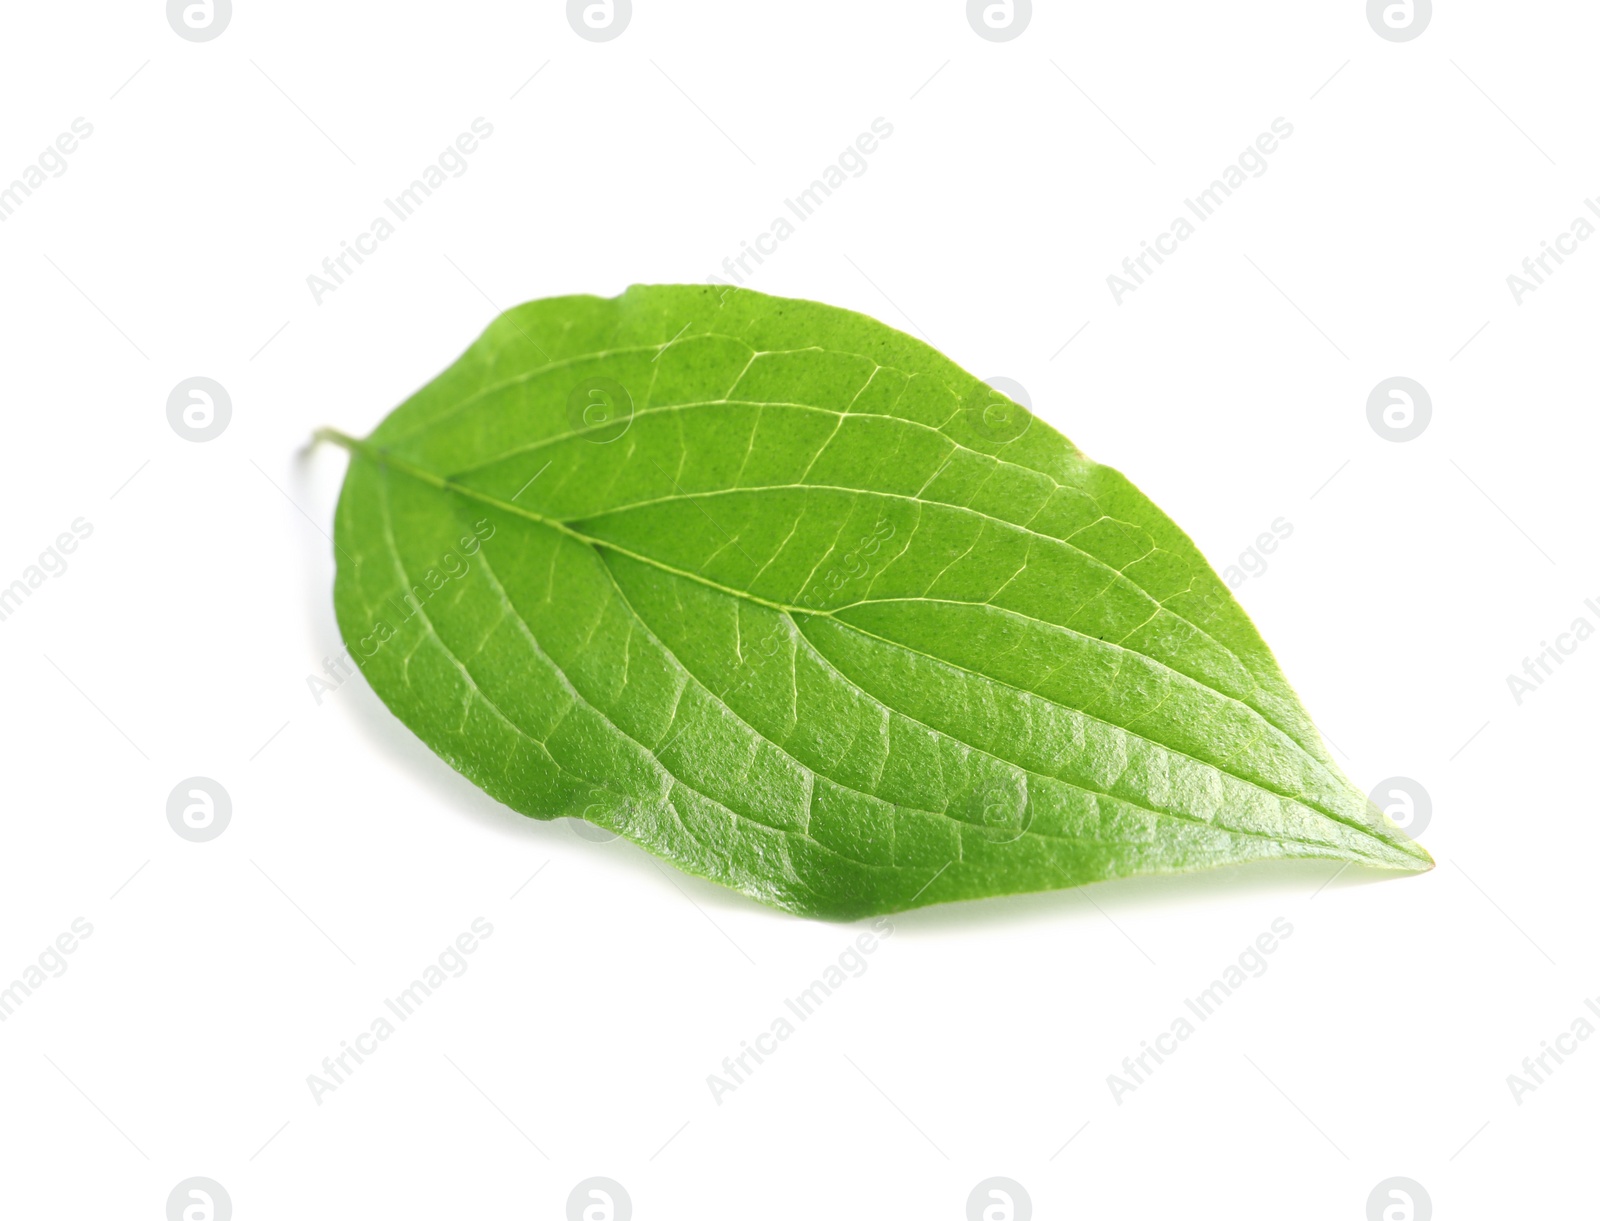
[
  {"xmin": 330, "ymin": 430, "xmax": 1414, "ymax": 865},
  {"xmin": 363, "ymin": 454, "xmax": 1406, "ymax": 872},
  {"xmin": 395, "ymin": 395, "xmax": 1302, "ymax": 762}
]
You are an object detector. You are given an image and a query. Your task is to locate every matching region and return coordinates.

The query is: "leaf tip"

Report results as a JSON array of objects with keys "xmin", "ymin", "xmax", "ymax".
[{"xmin": 1383, "ymin": 833, "xmax": 1434, "ymax": 874}]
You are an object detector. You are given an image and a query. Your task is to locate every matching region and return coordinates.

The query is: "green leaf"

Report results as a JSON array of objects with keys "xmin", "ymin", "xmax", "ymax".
[{"xmin": 323, "ymin": 285, "xmax": 1430, "ymax": 919}]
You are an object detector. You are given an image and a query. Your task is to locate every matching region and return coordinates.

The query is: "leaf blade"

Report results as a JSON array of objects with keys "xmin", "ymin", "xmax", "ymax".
[{"xmin": 328, "ymin": 285, "xmax": 1429, "ymax": 918}]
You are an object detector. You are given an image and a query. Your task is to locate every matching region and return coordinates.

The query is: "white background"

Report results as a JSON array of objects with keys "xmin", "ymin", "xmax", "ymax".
[{"xmin": 0, "ymin": 2, "xmax": 1594, "ymax": 1218}]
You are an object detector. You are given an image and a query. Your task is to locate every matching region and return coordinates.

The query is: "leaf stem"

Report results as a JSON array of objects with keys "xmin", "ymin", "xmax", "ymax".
[{"xmin": 314, "ymin": 427, "xmax": 362, "ymax": 452}]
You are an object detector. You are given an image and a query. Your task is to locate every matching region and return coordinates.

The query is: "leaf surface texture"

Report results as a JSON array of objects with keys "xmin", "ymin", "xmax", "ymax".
[{"xmin": 329, "ymin": 286, "xmax": 1429, "ymax": 918}]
